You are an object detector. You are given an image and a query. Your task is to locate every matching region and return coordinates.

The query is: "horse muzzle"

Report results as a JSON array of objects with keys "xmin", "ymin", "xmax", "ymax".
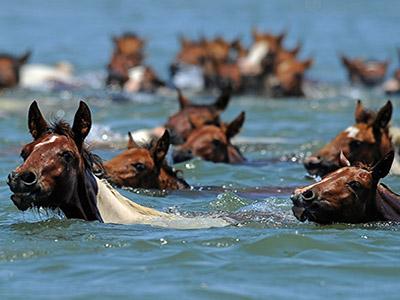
[
  {"xmin": 172, "ymin": 148, "xmax": 193, "ymax": 164},
  {"xmin": 290, "ymin": 189, "xmax": 318, "ymax": 222},
  {"xmin": 7, "ymin": 170, "xmax": 40, "ymax": 211}
]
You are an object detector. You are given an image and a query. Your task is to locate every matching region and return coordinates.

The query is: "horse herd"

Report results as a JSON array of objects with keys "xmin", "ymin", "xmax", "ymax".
[
  {"xmin": 5, "ymin": 88, "xmax": 400, "ymax": 228},
  {"xmin": 1, "ymin": 29, "xmax": 400, "ymax": 96}
]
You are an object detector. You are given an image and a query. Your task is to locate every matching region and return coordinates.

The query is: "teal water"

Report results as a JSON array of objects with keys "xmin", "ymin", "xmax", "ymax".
[{"xmin": 1, "ymin": 1, "xmax": 400, "ymax": 299}]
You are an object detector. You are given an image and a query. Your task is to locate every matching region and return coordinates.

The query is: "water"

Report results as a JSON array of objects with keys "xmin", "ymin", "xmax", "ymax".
[{"xmin": 1, "ymin": 1, "xmax": 400, "ymax": 299}]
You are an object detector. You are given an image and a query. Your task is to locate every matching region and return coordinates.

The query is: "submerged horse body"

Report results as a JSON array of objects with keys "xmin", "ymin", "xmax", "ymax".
[{"xmin": 7, "ymin": 101, "xmax": 230, "ymax": 229}]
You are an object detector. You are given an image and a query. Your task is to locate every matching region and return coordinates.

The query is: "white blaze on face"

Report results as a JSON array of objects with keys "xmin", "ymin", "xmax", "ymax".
[
  {"xmin": 239, "ymin": 42, "xmax": 269, "ymax": 75},
  {"xmin": 345, "ymin": 126, "xmax": 360, "ymax": 139},
  {"xmin": 33, "ymin": 135, "xmax": 59, "ymax": 151}
]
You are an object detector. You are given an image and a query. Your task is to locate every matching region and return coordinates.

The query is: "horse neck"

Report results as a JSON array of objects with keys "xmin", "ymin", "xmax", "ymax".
[{"xmin": 60, "ymin": 169, "xmax": 102, "ymax": 222}]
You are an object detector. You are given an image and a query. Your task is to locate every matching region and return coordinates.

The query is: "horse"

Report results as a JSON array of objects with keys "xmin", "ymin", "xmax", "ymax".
[
  {"xmin": 291, "ymin": 151, "xmax": 400, "ymax": 224},
  {"xmin": 0, "ymin": 51, "xmax": 31, "ymax": 89},
  {"xmin": 103, "ymin": 131, "xmax": 189, "ymax": 190},
  {"xmin": 7, "ymin": 101, "xmax": 231, "ymax": 229},
  {"xmin": 106, "ymin": 33, "xmax": 165, "ymax": 92},
  {"xmin": 165, "ymin": 87, "xmax": 231, "ymax": 144},
  {"xmin": 269, "ymin": 58, "xmax": 313, "ymax": 97},
  {"xmin": 304, "ymin": 100, "xmax": 393, "ymax": 177},
  {"xmin": 172, "ymin": 111, "xmax": 246, "ymax": 163},
  {"xmin": 341, "ymin": 55, "xmax": 389, "ymax": 87}
]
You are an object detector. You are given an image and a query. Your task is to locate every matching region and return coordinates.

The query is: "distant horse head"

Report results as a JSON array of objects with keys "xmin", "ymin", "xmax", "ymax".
[
  {"xmin": 0, "ymin": 51, "xmax": 31, "ymax": 89},
  {"xmin": 238, "ymin": 29, "xmax": 286, "ymax": 76},
  {"xmin": 104, "ymin": 131, "xmax": 189, "ymax": 190},
  {"xmin": 165, "ymin": 87, "xmax": 231, "ymax": 144},
  {"xmin": 113, "ymin": 32, "xmax": 145, "ymax": 56},
  {"xmin": 292, "ymin": 151, "xmax": 398, "ymax": 224},
  {"xmin": 341, "ymin": 55, "xmax": 389, "ymax": 86},
  {"xmin": 304, "ymin": 100, "xmax": 393, "ymax": 177},
  {"xmin": 270, "ymin": 58, "xmax": 313, "ymax": 97},
  {"xmin": 172, "ymin": 111, "xmax": 246, "ymax": 164},
  {"xmin": 7, "ymin": 101, "xmax": 104, "ymax": 221}
]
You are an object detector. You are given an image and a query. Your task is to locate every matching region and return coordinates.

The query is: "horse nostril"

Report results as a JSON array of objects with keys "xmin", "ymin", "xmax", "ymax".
[
  {"xmin": 301, "ymin": 190, "xmax": 316, "ymax": 201},
  {"xmin": 20, "ymin": 171, "xmax": 37, "ymax": 186}
]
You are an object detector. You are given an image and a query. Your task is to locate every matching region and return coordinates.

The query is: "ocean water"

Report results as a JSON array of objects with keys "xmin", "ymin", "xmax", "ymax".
[{"xmin": 1, "ymin": 1, "xmax": 400, "ymax": 299}]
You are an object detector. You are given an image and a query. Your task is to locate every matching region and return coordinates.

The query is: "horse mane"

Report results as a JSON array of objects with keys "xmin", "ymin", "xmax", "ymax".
[{"xmin": 50, "ymin": 120, "xmax": 104, "ymax": 175}]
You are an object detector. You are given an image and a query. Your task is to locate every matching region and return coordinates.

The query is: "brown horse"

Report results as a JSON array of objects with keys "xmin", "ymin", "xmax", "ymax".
[
  {"xmin": 304, "ymin": 100, "xmax": 393, "ymax": 177},
  {"xmin": 165, "ymin": 87, "xmax": 231, "ymax": 144},
  {"xmin": 292, "ymin": 151, "xmax": 400, "ymax": 224},
  {"xmin": 7, "ymin": 101, "xmax": 230, "ymax": 228},
  {"xmin": 341, "ymin": 55, "xmax": 389, "ymax": 86},
  {"xmin": 269, "ymin": 58, "xmax": 313, "ymax": 97},
  {"xmin": 172, "ymin": 111, "xmax": 246, "ymax": 163},
  {"xmin": 106, "ymin": 33, "xmax": 164, "ymax": 92},
  {"xmin": 0, "ymin": 51, "xmax": 31, "ymax": 89},
  {"xmin": 104, "ymin": 131, "xmax": 189, "ymax": 190}
]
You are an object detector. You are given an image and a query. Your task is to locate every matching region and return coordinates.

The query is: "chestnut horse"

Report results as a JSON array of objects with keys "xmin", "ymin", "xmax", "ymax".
[
  {"xmin": 104, "ymin": 131, "xmax": 189, "ymax": 190},
  {"xmin": 292, "ymin": 151, "xmax": 399, "ymax": 224},
  {"xmin": 106, "ymin": 33, "xmax": 165, "ymax": 92},
  {"xmin": 7, "ymin": 101, "xmax": 230, "ymax": 228},
  {"xmin": 172, "ymin": 111, "xmax": 246, "ymax": 164},
  {"xmin": 341, "ymin": 55, "xmax": 389, "ymax": 86},
  {"xmin": 304, "ymin": 100, "xmax": 393, "ymax": 177},
  {"xmin": 165, "ymin": 87, "xmax": 231, "ymax": 144},
  {"xmin": 0, "ymin": 51, "xmax": 31, "ymax": 89}
]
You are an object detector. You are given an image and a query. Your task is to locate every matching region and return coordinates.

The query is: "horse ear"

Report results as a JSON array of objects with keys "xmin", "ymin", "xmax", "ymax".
[
  {"xmin": 341, "ymin": 55, "xmax": 351, "ymax": 67},
  {"xmin": 372, "ymin": 151, "xmax": 394, "ymax": 181},
  {"xmin": 354, "ymin": 99, "xmax": 365, "ymax": 123},
  {"xmin": 373, "ymin": 100, "xmax": 392, "ymax": 130},
  {"xmin": 214, "ymin": 86, "xmax": 231, "ymax": 111},
  {"xmin": 177, "ymin": 89, "xmax": 191, "ymax": 109},
  {"xmin": 72, "ymin": 101, "xmax": 92, "ymax": 149},
  {"xmin": 28, "ymin": 101, "xmax": 49, "ymax": 140},
  {"xmin": 152, "ymin": 130, "xmax": 170, "ymax": 167},
  {"xmin": 302, "ymin": 59, "xmax": 313, "ymax": 69},
  {"xmin": 226, "ymin": 111, "xmax": 245, "ymax": 140},
  {"xmin": 290, "ymin": 41, "xmax": 302, "ymax": 56},
  {"xmin": 277, "ymin": 31, "xmax": 286, "ymax": 45},
  {"xmin": 127, "ymin": 132, "xmax": 139, "ymax": 149},
  {"xmin": 339, "ymin": 151, "xmax": 351, "ymax": 167},
  {"xmin": 19, "ymin": 50, "xmax": 31, "ymax": 65}
]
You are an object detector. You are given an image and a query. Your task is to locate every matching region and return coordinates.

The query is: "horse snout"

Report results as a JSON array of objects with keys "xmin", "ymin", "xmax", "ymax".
[
  {"xmin": 172, "ymin": 148, "xmax": 193, "ymax": 164},
  {"xmin": 7, "ymin": 170, "xmax": 38, "ymax": 193}
]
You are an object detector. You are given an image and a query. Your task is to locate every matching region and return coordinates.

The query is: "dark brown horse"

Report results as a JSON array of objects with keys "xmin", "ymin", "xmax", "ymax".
[
  {"xmin": 106, "ymin": 33, "xmax": 164, "ymax": 92},
  {"xmin": 172, "ymin": 111, "xmax": 246, "ymax": 164},
  {"xmin": 304, "ymin": 100, "xmax": 393, "ymax": 177},
  {"xmin": 104, "ymin": 131, "xmax": 189, "ymax": 190},
  {"xmin": 7, "ymin": 101, "xmax": 231, "ymax": 228},
  {"xmin": 292, "ymin": 151, "xmax": 400, "ymax": 224},
  {"xmin": 165, "ymin": 87, "xmax": 231, "ymax": 144},
  {"xmin": 0, "ymin": 51, "xmax": 30, "ymax": 89},
  {"xmin": 341, "ymin": 55, "xmax": 389, "ymax": 86}
]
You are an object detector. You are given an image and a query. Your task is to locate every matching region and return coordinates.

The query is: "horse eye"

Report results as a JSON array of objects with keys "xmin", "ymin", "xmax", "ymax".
[
  {"xmin": 348, "ymin": 181, "xmax": 362, "ymax": 190},
  {"xmin": 132, "ymin": 163, "xmax": 146, "ymax": 172},
  {"xmin": 350, "ymin": 140, "xmax": 362, "ymax": 148},
  {"xmin": 60, "ymin": 151, "xmax": 74, "ymax": 163}
]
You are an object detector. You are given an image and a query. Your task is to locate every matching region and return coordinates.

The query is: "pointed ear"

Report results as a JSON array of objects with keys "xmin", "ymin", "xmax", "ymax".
[
  {"xmin": 152, "ymin": 130, "xmax": 170, "ymax": 167},
  {"xmin": 177, "ymin": 89, "xmax": 191, "ymax": 109},
  {"xmin": 302, "ymin": 59, "xmax": 313, "ymax": 69},
  {"xmin": 19, "ymin": 50, "xmax": 31, "ymax": 65},
  {"xmin": 127, "ymin": 132, "xmax": 139, "ymax": 149},
  {"xmin": 339, "ymin": 151, "xmax": 351, "ymax": 167},
  {"xmin": 214, "ymin": 86, "xmax": 231, "ymax": 111},
  {"xmin": 28, "ymin": 101, "xmax": 49, "ymax": 140},
  {"xmin": 277, "ymin": 31, "xmax": 286, "ymax": 45},
  {"xmin": 226, "ymin": 111, "xmax": 245, "ymax": 140},
  {"xmin": 354, "ymin": 99, "xmax": 365, "ymax": 123},
  {"xmin": 341, "ymin": 55, "xmax": 351, "ymax": 67},
  {"xmin": 290, "ymin": 41, "xmax": 302, "ymax": 56},
  {"xmin": 372, "ymin": 151, "xmax": 394, "ymax": 181},
  {"xmin": 373, "ymin": 100, "xmax": 392, "ymax": 130},
  {"xmin": 72, "ymin": 101, "xmax": 92, "ymax": 150}
]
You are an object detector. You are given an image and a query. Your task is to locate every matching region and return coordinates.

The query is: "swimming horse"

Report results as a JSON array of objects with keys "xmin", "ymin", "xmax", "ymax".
[
  {"xmin": 7, "ymin": 101, "xmax": 231, "ymax": 229},
  {"xmin": 292, "ymin": 151, "xmax": 400, "ymax": 224}
]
